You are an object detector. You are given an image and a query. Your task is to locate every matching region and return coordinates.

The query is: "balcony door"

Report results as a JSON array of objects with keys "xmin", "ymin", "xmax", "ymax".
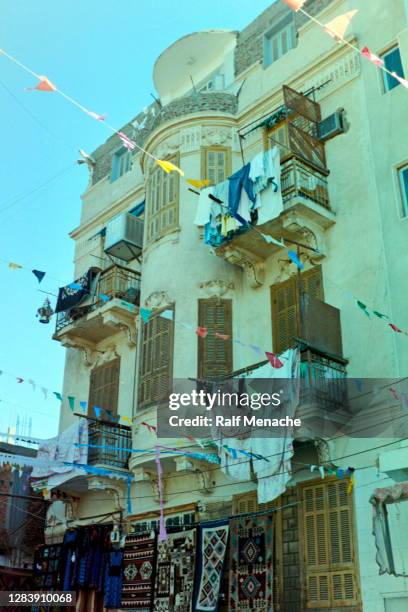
[{"xmin": 88, "ymin": 358, "xmax": 120, "ymax": 420}]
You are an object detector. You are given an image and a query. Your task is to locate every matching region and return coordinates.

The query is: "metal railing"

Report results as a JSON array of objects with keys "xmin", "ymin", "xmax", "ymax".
[
  {"xmin": 281, "ymin": 157, "xmax": 330, "ymax": 210},
  {"xmin": 55, "ymin": 264, "xmax": 141, "ymax": 333},
  {"xmin": 88, "ymin": 418, "xmax": 132, "ymax": 469},
  {"xmin": 299, "ymin": 348, "xmax": 347, "ymax": 414}
]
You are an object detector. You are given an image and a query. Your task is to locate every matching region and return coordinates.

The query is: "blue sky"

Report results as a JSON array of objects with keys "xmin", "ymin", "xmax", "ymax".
[{"xmin": 0, "ymin": 0, "xmax": 274, "ymax": 440}]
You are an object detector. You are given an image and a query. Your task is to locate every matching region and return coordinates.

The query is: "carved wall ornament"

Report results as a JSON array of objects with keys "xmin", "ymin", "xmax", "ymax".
[
  {"xmin": 198, "ymin": 279, "xmax": 235, "ymax": 298},
  {"xmin": 145, "ymin": 291, "xmax": 172, "ymax": 310}
]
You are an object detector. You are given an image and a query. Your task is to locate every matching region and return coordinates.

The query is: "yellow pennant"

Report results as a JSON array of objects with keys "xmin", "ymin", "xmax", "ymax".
[
  {"xmin": 8, "ymin": 262, "xmax": 23, "ymax": 270},
  {"xmin": 156, "ymin": 159, "xmax": 184, "ymax": 176},
  {"xmin": 186, "ymin": 178, "xmax": 212, "ymax": 189},
  {"xmin": 347, "ymin": 475, "xmax": 355, "ymax": 494},
  {"xmin": 121, "ymin": 416, "xmax": 132, "ymax": 425},
  {"xmin": 324, "ymin": 10, "xmax": 358, "ymax": 41}
]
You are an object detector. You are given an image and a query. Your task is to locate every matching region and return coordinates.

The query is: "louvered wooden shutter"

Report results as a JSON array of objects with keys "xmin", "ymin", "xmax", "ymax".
[
  {"xmin": 203, "ymin": 148, "xmax": 230, "ymax": 184},
  {"xmin": 138, "ymin": 309, "xmax": 174, "ymax": 408},
  {"xmin": 302, "ymin": 480, "xmax": 359, "ymax": 609},
  {"xmin": 198, "ymin": 299, "xmax": 232, "ymax": 379},
  {"xmin": 232, "ymin": 492, "xmax": 258, "ymax": 515},
  {"xmin": 271, "ymin": 266, "xmax": 323, "ymax": 354},
  {"xmin": 88, "ymin": 358, "xmax": 120, "ymax": 419}
]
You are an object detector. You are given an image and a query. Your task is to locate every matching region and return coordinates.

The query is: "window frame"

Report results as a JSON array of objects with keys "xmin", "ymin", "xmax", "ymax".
[
  {"xmin": 197, "ymin": 298, "xmax": 233, "ymax": 379},
  {"xmin": 397, "ymin": 164, "xmax": 408, "ymax": 218},
  {"xmin": 201, "ymin": 146, "xmax": 231, "ymax": 184},
  {"xmin": 146, "ymin": 155, "xmax": 180, "ymax": 244},
  {"xmin": 88, "ymin": 357, "xmax": 121, "ymax": 420},
  {"xmin": 111, "ymin": 147, "xmax": 132, "ymax": 182},
  {"xmin": 263, "ymin": 15, "xmax": 296, "ymax": 68},
  {"xmin": 380, "ymin": 45, "xmax": 405, "ymax": 93}
]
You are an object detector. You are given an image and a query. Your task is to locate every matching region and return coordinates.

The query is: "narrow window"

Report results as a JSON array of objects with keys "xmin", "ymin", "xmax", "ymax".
[
  {"xmin": 88, "ymin": 358, "xmax": 121, "ymax": 419},
  {"xmin": 111, "ymin": 148, "xmax": 132, "ymax": 181},
  {"xmin": 146, "ymin": 157, "xmax": 179, "ymax": 242},
  {"xmin": 202, "ymin": 147, "xmax": 230, "ymax": 184},
  {"xmin": 198, "ymin": 298, "xmax": 233, "ymax": 379},
  {"xmin": 398, "ymin": 164, "xmax": 408, "ymax": 217},
  {"xmin": 381, "ymin": 46, "xmax": 405, "ymax": 92}
]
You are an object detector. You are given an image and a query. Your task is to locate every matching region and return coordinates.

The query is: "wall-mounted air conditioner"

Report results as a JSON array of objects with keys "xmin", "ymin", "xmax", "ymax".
[
  {"xmin": 104, "ymin": 213, "xmax": 143, "ymax": 262},
  {"xmin": 318, "ymin": 110, "xmax": 346, "ymax": 142}
]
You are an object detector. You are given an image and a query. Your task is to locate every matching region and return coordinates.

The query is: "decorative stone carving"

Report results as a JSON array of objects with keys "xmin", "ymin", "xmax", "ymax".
[
  {"xmin": 59, "ymin": 337, "xmax": 99, "ymax": 368},
  {"xmin": 201, "ymin": 127, "xmax": 232, "ymax": 146},
  {"xmin": 145, "ymin": 291, "xmax": 172, "ymax": 309},
  {"xmin": 94, "ymin": 346, "xmax": 119, "ymax": 367},
  {"xmin": 215, "ymin": 246, "xmax": 265, "ymax": 288},
  {"xmin": 198, "ymin": 280, "xmax": 235, "ymax": 298},
  {"xmin": 180, "ymin": 126, "xmax": 202, "ymax": 153}
]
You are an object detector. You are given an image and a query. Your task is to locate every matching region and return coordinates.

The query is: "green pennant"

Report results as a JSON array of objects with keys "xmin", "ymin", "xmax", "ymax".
[
  {"xmin": 373, "ymin": 310, "xmax": 388, "ymax": 319},
  {"xmin": 68, "ymin": 396, "xmax": 75, "ymax": 411},
  {"xmin": 356, "ymin": 300, "xmax": 370, "ymax": 317},
  {"xmin": 53, "ymin": 392, "xmax": 62, "ymax": 401}
]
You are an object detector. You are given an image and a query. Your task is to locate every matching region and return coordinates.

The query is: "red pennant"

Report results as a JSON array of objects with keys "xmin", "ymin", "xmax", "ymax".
[
  {"xmin": 28, "ymin": 76, "xmax": 56, "ymax": 92},
  {"xmin": 196, "ymin": 326, "xmax": 209, "ymax": 338},
  {"xmin": 265, "ymin": 352, "xmax": 284, "ymax": 369},
  {"xmin": 361, "ymin": 46, "xmax": 384, "ymax": 67},
  {"xmin": 141, "ymin": 421, "xmax": 157, "ymax": 434},
  {"xmin": 389, "ymin": 387, "xmax": 400, "ymax": 401},
  {"xmin": 214, "ymin": 332, "xmax": 230, "ymax": 340},
  {"xmin": 389, "ymin": 323, "xmax": 402, "ymax": 333}
]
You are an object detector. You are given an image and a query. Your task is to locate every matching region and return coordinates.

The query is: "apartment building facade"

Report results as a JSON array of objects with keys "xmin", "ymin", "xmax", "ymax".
[{"xmin": 40, "ymin": 0, "xmax": 408, "ymax": 610}]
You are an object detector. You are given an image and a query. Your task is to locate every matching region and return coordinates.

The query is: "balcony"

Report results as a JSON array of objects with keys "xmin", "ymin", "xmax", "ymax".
[
  {"xmin": 88, "ymin": 418, "xmax": 131, "ymax": 469},
  {"xmin": 215, "ymin": 156, "xmax": 335, "ymax": 287},
  {"xmin": 53, "ymin": 264, "xmax": 140, "ymax": 357}
]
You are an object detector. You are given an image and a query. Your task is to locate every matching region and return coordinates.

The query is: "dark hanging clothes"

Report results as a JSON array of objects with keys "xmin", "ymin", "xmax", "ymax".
[
  {"xmin": 228, "ymin": 163, "xmax": 256, "ymax": 215},
  {"xmin": 60, "ymin": 529, "xmax": 78, "ymax": 591},
  {"xmin": 104, "ymin": 550, "xmax": 124, "ymax": 608},
  {"xmin": 55, "ymin": 267, "xmax": 100, "ymax": 313}
]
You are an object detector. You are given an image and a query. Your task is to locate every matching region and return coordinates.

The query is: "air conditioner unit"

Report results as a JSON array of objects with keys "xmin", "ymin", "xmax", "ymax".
[
  {"xmin": 104, "ymin": 213, "xmax": 143, "ymax": 262},
  {"xmin": 318, "ymin": 110, "xmax": 345, "ymax": 142}
]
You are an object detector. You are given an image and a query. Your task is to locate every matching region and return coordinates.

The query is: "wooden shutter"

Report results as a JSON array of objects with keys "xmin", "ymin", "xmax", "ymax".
[
  {"xmin": 302, "ymin": 480, "xmax": 360, "ymax": 609},
  {"xmin": 138, "ymin": 308, "xmax": 174, "ymax": 408},
  {"xmin": 88, "ymin": 358, "xmax": 120, "ymax": 419},
  {"xmin": 271, "ymin": 266, "xmax": 323, "ymax": 354},
  {"xmin": 198, "ymin": 299, "xmax": 232, "ymax": 379},
  {"xmin": 232, "ymin": 492, "xmax": 258, "ymax": 515},
  {"xmin": 202, "ymin": 147, "xmax": 230, "ymax": 184}
]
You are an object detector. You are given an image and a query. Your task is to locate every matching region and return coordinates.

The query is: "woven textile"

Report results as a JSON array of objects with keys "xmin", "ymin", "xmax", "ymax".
[
  {"xmin": 122, "ymin": 533, "xmax": 156, "ymax": 611},
  {"xmin": 229, "ymin": 513, "xmax": 274, "ymax": 611},
  {"xmin": 153, "ymin": 529, "xmax": 196, "ymax": 612},
  {"xmin": 194, "ymin": 521, "xmax": 229, "ymax": 612}
]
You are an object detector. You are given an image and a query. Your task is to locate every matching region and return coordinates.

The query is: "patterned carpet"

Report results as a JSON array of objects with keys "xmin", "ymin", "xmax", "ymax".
[
  {"xmin": 194, "ymin": 521, "xmax": 229, "ymax": 612},
  {"xmin": 229, "ymin": 513, "xmax": 274, "ymax": 611},
  {"xmin": 122, "ymin": 532, "xmax": 156, "ymax": 611},
  {"xmin": 153, "ymin": 529, "xmax": 196, "ymax": 611}
]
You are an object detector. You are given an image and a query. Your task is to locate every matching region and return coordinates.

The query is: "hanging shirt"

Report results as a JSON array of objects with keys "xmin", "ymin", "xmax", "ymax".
[
  {"xmin": 194, "ymin": 186, "xmax": 214, "ymax": 226},
  {"xmin": 228, "ymin": 163, "xmax": 256, "ymax": 215}
]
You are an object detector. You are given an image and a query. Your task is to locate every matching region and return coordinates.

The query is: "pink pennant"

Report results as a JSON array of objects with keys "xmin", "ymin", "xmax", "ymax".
[
  {"xmin": 196, "ymin": 326, "xmax": 208, "ymax": 338},
  {"xmin": 361, "ymin": 46, "xmax": 384, "ymax": 67},
  {"xmin": 391, "ymin": 72, "xmax": 408, "ymax": 89},
  {"xmin": 141, "ymin": 421, "xmax": 157, "ymax": 434},
  {"xmin": 389, "ymin": 387, "xmax": 400, "ymax": 401},
  {"xmin": 118, "ymin": 131, "xmax": 136, "ymax": 151},
  {"xmin": 28, "ymin": 76, "xmax": 56, "ymax": 92},
  {"xmin": 265, "ymin": 352, "xmax": 284, "ymax": 369},
  {"xmin": 282, "ymin": 0, "xmax": 306, "ymax": 11},
  {"xmin": 85, "ymin": 109, "xmax": 106, "ymax": 122},
  {"xmin": 389, "ymin": 323, "xmax": 402, "ymax": 333},
  {"xmin": 215, "ymin": 332, "xmax": 230, "ymax": 341},
  {"xmin": 324, "ymin": 10, "xmax": 358, "ymax": 42}
]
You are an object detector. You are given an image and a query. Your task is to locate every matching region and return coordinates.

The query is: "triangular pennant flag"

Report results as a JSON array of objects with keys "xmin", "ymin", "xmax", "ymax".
[
  {"xmin": 389, "ymin": 387, "xmax": 400, "ymax": 401},
  {"xmin": 32, "ymin": 270, "xmax": 46, "ymax": 283},
  {"xmin": 347, "ymin": 475, "xmax": 355, "ymax": 494},
  {"xmin": 391, "ymin": 72, "xmax": 408, "ymax": 89},
  {"xmin": 53, "ymin": 392, "xmax": 62, "ymax": 401},
  {"xmin": 140, "ymin": 307, "xmax": 152, "ymax": 323},
  {"xmin": 389, "ymin": 323, "xmax": 402, "ymax": 333},
  {"xmin": 79, "ymin": 401, "xmax": 87, "ymax": 412},
  {"xmin": 337, "ymin": 468, "xmax": 345, "ymax": 479},
  {"xmin": 319, "ymin": 466, "xmax": 325, "ymax": 479},
  {"xmin": 361, "ymin": 46, "xmax": 384, "ymax": 67},
  {"xmin": 98, "ymin": 293, "xmax": 110, "ymax": 302},
  {"xmin": 287, "ymin": 250, "xmax": 304, "ymax": 270},
  {"xmin": 8, "ymin": 262, "xmax": 23, "ymax": 270},
  {"xmin": 28, "ymin": 379, "xmax": 36, "ymax": 391},
  {"xmin": 41, "ymin": 387, "xmax": 48, "ymax": 399},
  {"xmin": 324, "ymin": 10, "xmax": 358, "ymax": 42},
  {"xmin": 261, "ymin": 233, "xmax": 285, "ymax": 248},
  {"xmin": 16, "ymin": 377, "xmax": 24, "ymax": 384},
  {"xmin": 282, "ymin": 0, "xmax": 306, "ymax": 10},
  {"xmin": 156, "ymin": 159, "xmax": 184, "ymax": 177},
  {"xmin": 186, "ymin": 178, "xmax": 211, "ymax": 189},
  {"xmin": 265, "ymin": 352, "xmax": 284, "ymax": 369},
  {"xmin": 93, "ymin": 406, "xmax": 102, "ymax": 419},
  {"xmin": 68, "ymin": 282, "xmax": 82, "ymax": 290},
  {"xmin": 356, "ymin": 300, "xmax": 370, "ymax": 317},
  {"xmin": 196, "ymin": 326, "xmax": 208, "ymax": 338},
  {"xmin": 67, "ymin": 396, "xmax": 75, "ymax": 411},
  {"xmin": 215, "ymin": 332, "xmax": 230, "ymax": 341},
  {"xmin": 160, "ymin": 309, "xmax": 173, "ymax": 321},
  {"xmin": 373, "ymin": 310, "xmax": 388, "ymax": 319},
  {"xmin": 84, "ymin": 109, "xmax": 106, "ymax": 121},
  {"xmin": 118, "ymin": 131, "xmax": 136, "ymax": 151},
  {"xmin": 121, "ymin": 416, "xmax": 132, "ymax": 425},
  {"xmin": 28, "ymin": 76, "xmax": 57, "ymax": 92}
]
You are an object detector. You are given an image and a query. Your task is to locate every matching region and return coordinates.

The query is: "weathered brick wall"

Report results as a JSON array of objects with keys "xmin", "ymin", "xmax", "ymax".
[{"xmin": 234, "ymin": 0, "xmax": 336, "ymax": 77}]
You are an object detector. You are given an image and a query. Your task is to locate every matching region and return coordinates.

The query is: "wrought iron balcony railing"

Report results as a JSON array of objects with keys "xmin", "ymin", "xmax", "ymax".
[
  {"xmin": 55, "ymin": 264, "xmax": 141, "ymax": 334},
  {"xmin": 87, "ymin": 418, "xmax": 132, "ymax": 469},
  {"xmin": 281, "ymin": 157, "xmax": 330, "ymax": 210}
]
